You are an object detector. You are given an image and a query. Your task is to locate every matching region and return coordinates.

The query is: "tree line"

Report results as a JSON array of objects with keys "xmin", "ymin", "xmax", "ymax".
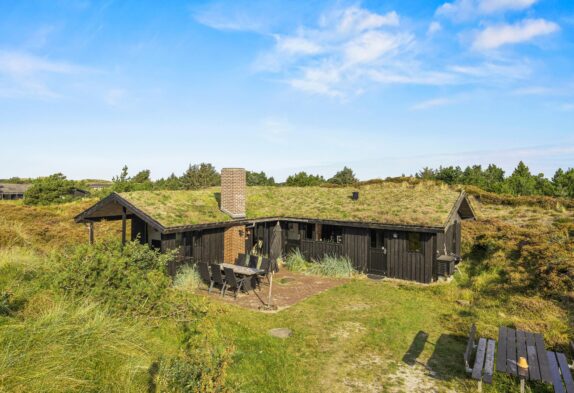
[
  {"xmin": 416, "ymin": 161, "xmax": 574, "ymax": 198},
  {"xmin": 13, "ymin": 161, "xmax": 574, "ymax": 206}
]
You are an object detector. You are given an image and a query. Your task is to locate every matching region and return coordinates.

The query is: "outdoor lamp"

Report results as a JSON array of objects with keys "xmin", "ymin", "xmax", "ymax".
[{"xmin": 517, "ymin": 357, "xmax": 528, "ymax": 393}]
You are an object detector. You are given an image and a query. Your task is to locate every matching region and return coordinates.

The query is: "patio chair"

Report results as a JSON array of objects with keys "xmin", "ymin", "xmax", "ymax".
[
  {"xmin": 235, "ymin": 253, "xmax": 247, "ymax": 267},
  {"xmin": 223, "ymin": 267, "xmax": 250, "ymax": 299},
  {"xmin": 198, "ymin": 262, "xmax": 214, "ymax": 293},
  {"xmin": 210, "ymin": 264, "xmax": 226, "ymax": 296},
  {"xmin": 248, "ymin": 254, "xmax": 259, "ymax": 269},
  {"xmin": 255, "ymin": 258, "xmax": 271, "ymax": 287}
]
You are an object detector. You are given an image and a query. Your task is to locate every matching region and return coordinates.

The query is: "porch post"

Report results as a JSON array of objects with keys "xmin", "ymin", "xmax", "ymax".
[
  {"xmin": 88, "ymin": 222, "xmax": 94, "ymax": 245},
  {"xmin": 121, "ymin": 207, "xmax": 127, "ymax": 246}
]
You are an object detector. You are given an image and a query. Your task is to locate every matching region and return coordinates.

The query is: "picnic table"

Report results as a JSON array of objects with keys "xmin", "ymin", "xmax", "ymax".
[
  {"xmin": 220, "ymin": 263, "xmax": 264, "ymax": 276},
  {"xmin": 496, "ymin": 326, "xmax": 553, "ymax": 383}
]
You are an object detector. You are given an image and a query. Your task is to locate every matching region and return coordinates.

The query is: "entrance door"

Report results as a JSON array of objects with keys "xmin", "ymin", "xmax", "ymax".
[{"xmin": 368, "ymin": 229, "xmax": 387, "ymax": 275}]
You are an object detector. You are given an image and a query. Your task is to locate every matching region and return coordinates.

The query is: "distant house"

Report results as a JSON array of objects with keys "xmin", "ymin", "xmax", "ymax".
[
  {"xmin": 0, "ymin": 183, "xmax": 31, "ymax": 200},
  {"xmin": 75, "ymin": 169, "xmax": 476, "ymax": 283},
  {"xmin": 86, "ymin": 182, "xmax": 112, "ymax": 190}
]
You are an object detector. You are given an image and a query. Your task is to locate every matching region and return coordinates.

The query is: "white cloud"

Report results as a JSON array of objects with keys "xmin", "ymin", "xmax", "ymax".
[
  {"xmin": 275, "ymin": 36, "xmax": 323, "ymax": 55},
  {"xmin": 343, "ymin": 31, "xmax": 412, "ymax": 65},
  {"xmin": 0, "ymin": 51, "xmax": 86, "ymax": 75},
  {"xmin": 436, "ymin": 0, "xmax": 538, "ymax": 21},
  {"xmin": 472, "ymin": 19, "xmax": 559, "ymax": 50},
  {"xmin": 248, "ymin": 5, "xmax": 422, "ymax": 97},
  {"xmin": 427, "ymin": 21, "xmax": 442, "ymax": 35},
  {"xmin": 0, "ymin": 51, "xmax": 92, "ymax": 99},
  {"xmin": 479, "ymin": 0, "xmax": 537, "ymax": 13},
  {"xmin": 332, "ymin": 7, "xmax": 399, "ymax": 33},
  {"xmin": 449, "ymin": 61, "xmax": 531, "ymax": 79},
  {"xmin": 411, "ymin": 97, "xmax": 457, "ymax": 110}
]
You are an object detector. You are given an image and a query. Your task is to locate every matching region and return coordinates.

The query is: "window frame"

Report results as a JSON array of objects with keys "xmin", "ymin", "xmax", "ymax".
[{"xmin": 407, "ymin": 232, "xmax": 422, "ymax": 253}]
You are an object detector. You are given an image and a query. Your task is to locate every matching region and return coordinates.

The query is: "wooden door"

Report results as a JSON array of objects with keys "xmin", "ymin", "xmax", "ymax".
[{"xmin": 368, "ymin": 230, "xmax": 387, "ymax": 275}]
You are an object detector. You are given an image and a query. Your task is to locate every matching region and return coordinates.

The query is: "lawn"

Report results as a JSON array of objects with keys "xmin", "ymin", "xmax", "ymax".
[{"xmin": 0, "ymin": 187, "xmax": 572, "ymax": 392}]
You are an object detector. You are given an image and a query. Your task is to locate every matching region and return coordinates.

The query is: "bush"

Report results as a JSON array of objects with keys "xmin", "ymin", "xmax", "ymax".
[
  {"xmin": 285, "ymin": 250, "xmax": 357, "ymax": 278},
  {"xmin": 24, "ymin": 173, "xmax": 86, "ymax": 206},
  {"xmin": 462, "ymin": 217, "xmax": 574, "ymax": 298},
  {"xmin": 53, "ymin": 240, "xmax": 174, "ymax": 315},
  {"xmin": 155, "ymin": 319, "xmax": 233, "ymax": 393}
]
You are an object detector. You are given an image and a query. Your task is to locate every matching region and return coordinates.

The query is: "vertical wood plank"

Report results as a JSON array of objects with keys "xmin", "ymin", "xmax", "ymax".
[
  {"xmin": 497, "ymin": 327, "xmax": 507, "ymax": 373},
  {"xmin": 121, "ymin": 207, "xmax": 126, "ymax": 246}
]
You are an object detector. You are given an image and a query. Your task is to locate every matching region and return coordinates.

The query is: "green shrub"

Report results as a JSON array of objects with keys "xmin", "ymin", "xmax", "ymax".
[
  {"xmin": 0, "ymin": 300, "xmax": 151, "ymax": 392},
  {"xmin": 155, "ymin": 319, "xmax": 233, "ymax": 393},
  {"xmin": 53, "ymin": 240, "xmax": 174, "ymax": 315},
  {"xmin": 24, "ymin": 173, "xmax": 87, "ymax": 206}
]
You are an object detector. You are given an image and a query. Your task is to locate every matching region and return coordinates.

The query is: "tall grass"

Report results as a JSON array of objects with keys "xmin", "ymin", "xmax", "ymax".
[
  {"xmin": 173, "ymin": 264, "xmax": 203, "ymax": 291},
  {"xmin": 284, "ymin": 249, "xmax": 357, "ymax": 278},
  {"xmin": 0, "ymin": 300, "xmax": 152, "ymax": 392}
]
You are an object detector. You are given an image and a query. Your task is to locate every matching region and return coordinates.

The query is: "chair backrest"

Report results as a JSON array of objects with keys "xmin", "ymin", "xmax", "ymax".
[
  {"xmin": 210, "ymin": 264, "xmax": 225, "ymax": 285},
  {"xmin": 249, "ymin": 255, "xmax": 259, "ymax": 269},
  {"xmin": 260, "ymin": 258, "xmax": 270, "ymax": 273},
  {"xmin": 235, "ymin": 254, "xmax": 247, "ymax": 267},
  {"xmin": 223, "ymin": 267, "xmax": 238, "ymax": 288},
  {"xmin": 198, "ymin": 262, "xmax": 211, "ymax": 283}
]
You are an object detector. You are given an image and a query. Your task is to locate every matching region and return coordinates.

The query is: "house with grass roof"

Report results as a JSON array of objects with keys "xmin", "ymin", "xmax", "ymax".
[{"xmin": 75, "ymin": 168, "xmax": 476, "ymax": 283}]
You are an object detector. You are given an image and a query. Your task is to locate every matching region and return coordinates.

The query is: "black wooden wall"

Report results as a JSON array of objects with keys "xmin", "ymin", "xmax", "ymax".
[
  {"xmin": 342, "ymin": 227, "xmax": 369, "ymax": 272},
  {"xmin": 200, "ymin": 228, "xmax": 225, "ymax": 263},
  {"xmin": 130, "ymin": 216, "xmax": 147, "ymax": 244},
  {"xmin": 385, "ymin": 231, "xmax": 434, "ymax": 283}
]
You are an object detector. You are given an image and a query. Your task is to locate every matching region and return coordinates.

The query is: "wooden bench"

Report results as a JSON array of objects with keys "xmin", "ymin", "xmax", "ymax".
[
  {"xmin": 547, "ymin": 351, "xmax": 574, "ymax": 393},
  {"xmin": 465, "ymin": 324, "xmax": 496, "ymax": 392}
]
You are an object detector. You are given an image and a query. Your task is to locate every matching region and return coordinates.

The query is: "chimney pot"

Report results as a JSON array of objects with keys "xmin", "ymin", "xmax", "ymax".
[{"xmin": 220, "ymin": 168, "xmax": 246, "ymax": 219}]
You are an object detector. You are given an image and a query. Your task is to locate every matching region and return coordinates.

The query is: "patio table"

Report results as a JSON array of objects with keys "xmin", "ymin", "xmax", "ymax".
[
  {"xmin": 496, "ymin": 326, "xmax": 553, "ymax": 383},
  {"xmin": 220, "ymin": 263, "xmax": 264, "ymax": 276}
]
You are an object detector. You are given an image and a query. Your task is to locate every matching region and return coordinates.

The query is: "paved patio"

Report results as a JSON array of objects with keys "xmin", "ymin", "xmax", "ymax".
[{"xmin": 197, "ymin": 269, "xmax": 347, "ymax": 311}]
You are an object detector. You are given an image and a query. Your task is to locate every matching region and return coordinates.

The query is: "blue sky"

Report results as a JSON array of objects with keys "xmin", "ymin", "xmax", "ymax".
[{"xmin": 1, "ymin": 0, "xmax": 573, "ymax": 181}]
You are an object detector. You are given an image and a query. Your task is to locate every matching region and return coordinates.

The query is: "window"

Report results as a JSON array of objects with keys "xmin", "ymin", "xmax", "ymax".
[
  {"xmin": 302, "ymin": 224, "xmax": 315, "ymax": 240},
  {"xmin": 287, "ymin": 222, "xmax": 300, "ymax": 240},
  {"xmin": 320, "ymin": 225, "xmax": 342, "ymax": 243},
  {"xmin": 407, "ymin": 232, "xmax": 421, "ymax": 253},
  {"xmin": 370, "ymin": 230, "xmax": 384, "ymax": 248}
]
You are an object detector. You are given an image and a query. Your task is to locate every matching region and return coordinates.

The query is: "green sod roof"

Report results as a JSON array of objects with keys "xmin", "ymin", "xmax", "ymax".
[{"xmin": 118, "ymin": 182, "xmax": 462, "ymax": 229}]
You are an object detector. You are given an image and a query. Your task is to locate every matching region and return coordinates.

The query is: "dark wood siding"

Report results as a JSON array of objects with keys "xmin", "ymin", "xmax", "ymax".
[
  {"xmin": 160, "ymin": 234, "xmax": 179, "ymax": 276},
  {"xmin": 300, "ymin": 240, "xmax": 342, "ymax": 260},
  {"xmin": 342, "ymin": 227, "xmax": 369, "ymax": 272},
  {"xmin": 200, "ymin": 228, "xmax": 224, "ymax": 263},
  {"xmin": 385, "ymin": 231, "xmax": 433, "ymax": 283},
  {"xmin": 130, "ymin": 216, "xmax": 147, "ymax": 244}
]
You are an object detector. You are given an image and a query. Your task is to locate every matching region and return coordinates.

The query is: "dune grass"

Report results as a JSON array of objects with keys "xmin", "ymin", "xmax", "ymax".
[
  {"xmin": 284, "ymin": 249, "xmax": 358, "ymax": 278},
  {"xmin": 0, "ymin": 300, "xmax": 153, "ymax": 393}
]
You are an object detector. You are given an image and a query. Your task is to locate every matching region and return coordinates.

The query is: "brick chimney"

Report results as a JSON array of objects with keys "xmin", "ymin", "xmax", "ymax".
[{"xmin": 220, "ymin": 168, "xmax": 246, "ymax": 219}]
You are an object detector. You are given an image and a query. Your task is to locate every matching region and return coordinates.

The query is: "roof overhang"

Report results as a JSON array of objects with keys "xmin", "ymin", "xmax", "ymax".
[
  {"xmin": 74, "ymin": 193, "xmax": 165, "ymax": 232},
  {"xmin": 445, "ymin": 191, "xmax": 477, "ymax": 225}
]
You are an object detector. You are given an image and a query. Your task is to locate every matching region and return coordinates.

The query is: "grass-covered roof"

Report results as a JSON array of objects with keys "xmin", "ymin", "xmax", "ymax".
[{"xmin": 118, "ymin": 182, "xmax": 462, "ymax": 229}]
